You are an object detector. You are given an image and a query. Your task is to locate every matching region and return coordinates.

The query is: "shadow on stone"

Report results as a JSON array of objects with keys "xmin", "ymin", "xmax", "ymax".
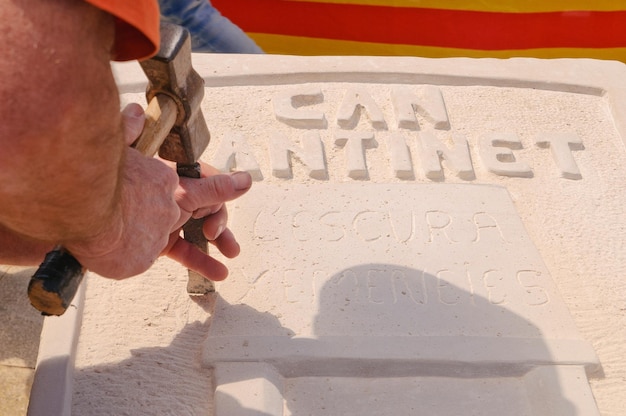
[
  {"xmin": 204, "ymin": 264, "xmax": 596, "ymax": 415},
  {"xmin": 66, "ymin": 263, "xmax": 599, "ymax": 415}
]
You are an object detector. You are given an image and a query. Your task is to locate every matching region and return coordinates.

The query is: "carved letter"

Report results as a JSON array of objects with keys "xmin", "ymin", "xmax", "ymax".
[
  {"xmin": 353, "ymin": 210, "xmax": 388, "ymax": 242},
  {"xmin": 385, "ymin": 133, "xmax": 415, "ymax": 179},
  {"xmin": 483, "ymin": 269, "xmax": 506, "ymax": 305},
  {"xmin": 273, "ymin": 87, "xmax": 327, "ymax": 128},
  {"xmin": 535, "ymin": 132, "xmax": 584, "ymax": 180},
  {"xmin": 416, "ymin": 131, "xmax": 475, "ymax": 180},
  {"xmin": 479, "ymin": 132, "xmax": 532, "ymax": 178},
  {"xmin": 212, "ymin": 132, "xmax": 262, "ymax": 180},
  {"xmin": 283, "ymin": 269, "xmax": 313, "ymax": 304},
  {"xmin": 367, "ymin": 269, "xmax": 396, "ymax": 305},
  {"xmin": 269, "ymin": 131, "xmax": 327, "ymax": 179},
  {"xmin": 334, "ymin": 131, "xmax": 378, "ymax": 179},
  {"xmin": 392, "ymin": 86, "xmax": 450, "ymax": 130},
  {"xmin": 292, "ymin": 210, "xmax": 345, "ymax": 242},
  {"xmin": 336, "ymin": 88, "xmax": 387, "ymax": 130},
  {"xmin": 436, "ymin": 269, "xmax": 464, "ymax": 305},
  {"xmin": 393, "ymin": 268, "xmax": 427, "ymax": 305},
  {"xmin": 425, "ymin": 210, "xmax": 454, "ymax": 243},
  {"xmin": 472, "ymin": 212, "xmax": 507, "ymax": 243},
  {"xmin": 517, "ymin": 270, "xmax": 549, "ymax": 306}
]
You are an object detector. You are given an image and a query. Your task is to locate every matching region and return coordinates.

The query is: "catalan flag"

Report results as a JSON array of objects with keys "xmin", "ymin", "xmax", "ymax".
[{"xmin": 211, "ymin": 0, "xmax": 626, "ymax": 62}]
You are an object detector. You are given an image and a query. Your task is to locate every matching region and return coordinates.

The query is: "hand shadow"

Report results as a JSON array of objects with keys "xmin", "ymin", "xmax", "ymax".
[
  {"xmin": 71, "ymin": 294, "xmax": 283, "ymax": 416},
  {"xmin": 205, "ymin": 264, "xmax": 596, "ymax": 416},
  {"xmin": 69, "ymin": 264, "xmax": 598, "ymax": 415}
]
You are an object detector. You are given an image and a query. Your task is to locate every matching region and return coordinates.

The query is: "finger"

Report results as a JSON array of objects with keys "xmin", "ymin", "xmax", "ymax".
[
  {"xmin": 120, "ymin": 103, "xmax": 145, "ymax": 145},
  {"xmin": 192, "ymin": 202, "xmax": 223, "ymax": 220},
  {"xmin": 176, "ymin": 171, "xmax": 252, "ymax": 214},
  {"xmin": 202, "ymin": 206, "xmax": 228, "ymax": 240},
  {"xmin": 199, "ymin": 162, "xmax": 222, "ymax": 177},
  {"xmin": 165, "ymin": 236, "xmax": 229, "ymax": 281},
  {"xmin": 209, "ymin": 227, "xmax": 241, "ymax": 259}
]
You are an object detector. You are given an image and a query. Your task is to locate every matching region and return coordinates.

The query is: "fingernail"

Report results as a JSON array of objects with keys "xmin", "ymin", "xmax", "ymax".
[{"xmin": 231, "ymin": 171, "xmax": 252, "ymax": 191}]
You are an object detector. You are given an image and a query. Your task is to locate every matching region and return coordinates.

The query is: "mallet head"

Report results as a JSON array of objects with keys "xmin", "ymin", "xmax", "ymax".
[{"xmin": 140, "ymin": 22, "xmax": 210, "ymax": 165}]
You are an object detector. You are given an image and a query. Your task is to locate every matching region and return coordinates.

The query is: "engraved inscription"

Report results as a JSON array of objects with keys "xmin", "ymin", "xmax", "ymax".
[
  {"xmin": 244, "ymin": 265, "xmax": 550, "ymax": 309},
  {"xmin": 210, "ymin": 85, "xmax": 588, "ymax": 182},
  {"xmin": 213, "ymin": 184, "xmax": 578, "ymax": 340},
  {"xmin": 255, "ymin": 206, "xmax": 509, "ymax": 245}
]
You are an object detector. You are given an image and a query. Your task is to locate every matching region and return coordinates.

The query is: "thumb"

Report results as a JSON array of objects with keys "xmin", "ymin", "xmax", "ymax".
[{"xmin": 121, "ymin": 103, "xmax": 146, "ymax": 146}]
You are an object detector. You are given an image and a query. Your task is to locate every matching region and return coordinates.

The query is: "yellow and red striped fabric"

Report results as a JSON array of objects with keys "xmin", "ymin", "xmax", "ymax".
[{"xmin": 211, "ymin": 0, "xmax": 626, "ymax": 62}]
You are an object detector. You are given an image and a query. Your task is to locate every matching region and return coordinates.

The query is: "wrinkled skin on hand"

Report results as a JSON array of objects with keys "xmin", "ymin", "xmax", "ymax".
[
  {"xmin": 68, "ymin": 103, "xmax": 252, "ymax": 280},
  {"xmin": 0, "ymin": 0, "xmax": 251, "ymax": 281}
]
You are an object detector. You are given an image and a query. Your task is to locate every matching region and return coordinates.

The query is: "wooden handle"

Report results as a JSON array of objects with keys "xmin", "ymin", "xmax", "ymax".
[
  {"xmin": 28, "ymin": 247, "xmax": 86, "ymax": 316},
  {"xmin": 28, "ymin": 95, "xmax": 178, "ymax": 316},
  {"xmin": 132, "ymin": 94, "xmax": 178, "ymax": 157}
]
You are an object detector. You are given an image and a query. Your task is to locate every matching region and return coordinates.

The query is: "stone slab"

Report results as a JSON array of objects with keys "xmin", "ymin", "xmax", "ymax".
[
  {"xmin": 205, "ymin": 183, "xmax": 599, "ymax": 415},
  {"xmin": 0, "ymin": 266, "xmax": 44, "ymax": 368},
  {"xmin": 28, "ymin": 55, "xmax": 626, "ymax": 415},
  {"xmin": 206, "ymin": 183, "xmax": 594, "ymax": 358}
]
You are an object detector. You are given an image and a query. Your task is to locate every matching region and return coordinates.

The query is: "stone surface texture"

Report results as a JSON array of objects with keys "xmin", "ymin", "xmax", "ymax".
[
  {"xmin": 0, "ymin": 266, "xmax": 43, "ymax": 416},
  {"xmin": 28, "ymin": 55, "xmax": 626, "ymax": 415}
]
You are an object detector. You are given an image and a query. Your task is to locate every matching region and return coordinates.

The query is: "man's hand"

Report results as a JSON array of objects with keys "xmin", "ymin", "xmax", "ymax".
[
  {"xmin": 67, "ymin": 104, "xmax": 252, "ymax": 280},
  {"xmin": 63, "ymin": 104, "xmax": 181, "ymax": 278},
  {"xmin": 165, "ymin": 164, "xmax": 252, "ymax": 281},
  {"xmin": 0, "ymin": 1, "xmax": 251, "ymax": 281}
]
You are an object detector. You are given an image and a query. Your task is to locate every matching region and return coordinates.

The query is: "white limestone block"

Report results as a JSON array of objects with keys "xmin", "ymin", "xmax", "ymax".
[
  {"xmin": 204, "ymin": 183, "xmax": 598, "ymax": 415},
  {"xmin": 30, "ymin": 56, "xmax": 626, "ymax": 416}
]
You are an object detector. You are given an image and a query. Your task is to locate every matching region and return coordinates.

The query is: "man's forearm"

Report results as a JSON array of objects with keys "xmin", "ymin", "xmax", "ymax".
[{"xmin": 0, "ymin": 0, "xmax": 125, "ymax": 246}]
